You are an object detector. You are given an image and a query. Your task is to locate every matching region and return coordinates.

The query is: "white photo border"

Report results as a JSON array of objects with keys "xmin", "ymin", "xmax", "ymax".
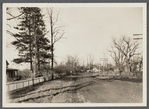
[{"xmin": 2, "ymin": 3, "xmax": 147, "ymax": 107}]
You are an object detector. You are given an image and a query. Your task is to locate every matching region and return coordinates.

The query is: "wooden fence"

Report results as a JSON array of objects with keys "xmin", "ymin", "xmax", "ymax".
[{"xmin": 6, "ymin": 77, "xmax": 46, "ymax": 92}]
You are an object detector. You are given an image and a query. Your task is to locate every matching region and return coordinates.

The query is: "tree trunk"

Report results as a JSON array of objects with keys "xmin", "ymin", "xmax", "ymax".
[
  {"xmin": 51, "ymin": 44, "xmax": 54, "ymax": 80},
  {"xmin": 32, "ymin": 15, "xmax": 38, "ymax": 85},
  {"xmin": 32, "ymin": 39, "xmax": 38, "ymax": 85},
  {"xmin": 28, "ymin": 14, "xmax": 32, "ymax": 72},
  {"xmin": 50, "ymin": 13, "xmax": 54, "ymax": 80},
  {"xmin": 126, "ymin": 59, "xmax": 130, "ymax": 73},
  {"xmin": 37, "ymin": 48, "xmax": 40, "ymax": 76},
  {"xmin": 30, "ymin": 42, "xmax": 33, "ymax": 72},
  {"xmin": 51, "ymin": 72, "xmax": 54, "ymax": 80}
]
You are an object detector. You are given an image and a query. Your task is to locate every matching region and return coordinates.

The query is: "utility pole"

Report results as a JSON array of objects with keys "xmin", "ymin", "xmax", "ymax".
[
  {"xmin": 133, "ymin": 34, "xmax": 143, "ymax": 40},
  {"xmin": 100, "ymin": 58, "xmax": 108, "ymax": 72},
  {"xmin": 133, "ymin": 33, "xmax": 143, "ymax": 53},
  {"xmin": 87, "ymin": 55, "xmax": 88, "ymax": 68},
  {"xmin": 133, "ymin": 33, "xmax": 143, "ymax": 72}
]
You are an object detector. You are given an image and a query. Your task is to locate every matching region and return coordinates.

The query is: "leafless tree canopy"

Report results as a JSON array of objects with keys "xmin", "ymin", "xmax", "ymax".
[
  {"xmin": 47, "ymin": 8, "xmax": 65, "ymax": 45},
  {"xmin": 65, "ymin": 55, "xmax": 79, "ymax": 72},
  {"xmin": 108, "ymin": 36, "xmax": 141, "ymax": 74},
  {"xmin": 87, "ymin": 54, "xmax": 94, "ymax": 68}
]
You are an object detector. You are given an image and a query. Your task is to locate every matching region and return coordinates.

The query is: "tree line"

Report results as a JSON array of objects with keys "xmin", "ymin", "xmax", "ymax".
[{"xmin": 6, "ymin": 7, "xmax": 142, "ymax": 79}]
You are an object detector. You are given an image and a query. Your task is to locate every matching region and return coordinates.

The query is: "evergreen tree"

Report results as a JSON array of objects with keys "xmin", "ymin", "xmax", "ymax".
[{"xmin": 11, "ymin": 7, "xmax": 51, "ymax": 76}]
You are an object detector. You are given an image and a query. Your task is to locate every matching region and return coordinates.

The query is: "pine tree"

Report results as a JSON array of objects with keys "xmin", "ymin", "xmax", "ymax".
[{"xmin": 11, "ymin": 7, "xmax": 51, "ymax": 77}]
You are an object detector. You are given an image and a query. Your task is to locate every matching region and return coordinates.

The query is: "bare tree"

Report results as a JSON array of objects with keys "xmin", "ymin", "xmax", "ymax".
[
  {"xmin": 108, "ymin": 36, "xmax": 141, "ymax": 75},
  {"xmin": 108, "ymin": 45, "xmax": 125, "ymax": 75},
  {"xmin": 87, "ymin": 54, "xmax": 94, "ymax": 69},
  {"xmin": 47, "ymin": 8, "xmax": 65, "ymax": 80},
  {"xmin": 65, "ymin": 55, "xmax": 80, "ymax": 74}
]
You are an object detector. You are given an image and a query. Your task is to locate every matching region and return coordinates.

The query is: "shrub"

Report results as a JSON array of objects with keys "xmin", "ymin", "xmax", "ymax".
[
  {"xmin": 54, "ymin": 65, "xmax": 66, "ymax": 76},
  {"xmin": 18, "ymin": 69, "xmax": 32, "ymax": 80},
  {"xmin": 135, "ymin": 71, "xmax": 143, "ymax": 79}
]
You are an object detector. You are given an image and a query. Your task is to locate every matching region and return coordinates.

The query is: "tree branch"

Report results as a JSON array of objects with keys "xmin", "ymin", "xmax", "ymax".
[
  {"xmin": 53, "ymin": 31, "xmax": 65, "ymax": 44},
  {"xmin": 7, "ymin": 12, "xmax": 24, "ymax": 20}
]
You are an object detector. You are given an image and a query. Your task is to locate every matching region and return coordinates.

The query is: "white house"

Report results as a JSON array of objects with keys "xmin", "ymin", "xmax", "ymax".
[{"xmin": 92, "ymin": 67, "xmax": 99, "ymax": 72}]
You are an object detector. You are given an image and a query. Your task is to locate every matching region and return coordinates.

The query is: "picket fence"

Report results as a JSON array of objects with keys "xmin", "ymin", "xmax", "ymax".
[{"xmin": 6, "ymin": 77, "xmax": 47, "ymax": 92}]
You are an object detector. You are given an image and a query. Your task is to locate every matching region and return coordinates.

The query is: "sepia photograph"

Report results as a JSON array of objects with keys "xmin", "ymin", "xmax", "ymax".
[{"xmin": 3, "ymin": 3, "xmax": 147, "ymax": 107}]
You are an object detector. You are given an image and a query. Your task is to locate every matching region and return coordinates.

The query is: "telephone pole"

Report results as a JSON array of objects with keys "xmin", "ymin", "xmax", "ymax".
[
  {"xmin": 100, "ymin": 58, "xmax": 108, "ymax": 71},
  {"xmin": 133, "ymin": 34, "xmax": 143, "ymax": 40},
  {"xmin": 133, "ymin": 33, "xmax": 143, "ymax": 72}
]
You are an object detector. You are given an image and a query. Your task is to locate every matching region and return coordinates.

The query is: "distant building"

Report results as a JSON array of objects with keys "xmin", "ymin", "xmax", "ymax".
[
  {"xmin": 6, "ymin": 60, "xmax": 18, "ymax": 82},
  {"xmin": 86, "ymin": 70, "xmax": 91, "ymax": 73},
  {"xmin": 92, "ymin": 67, "xmax": 99, "ymax": 72}
]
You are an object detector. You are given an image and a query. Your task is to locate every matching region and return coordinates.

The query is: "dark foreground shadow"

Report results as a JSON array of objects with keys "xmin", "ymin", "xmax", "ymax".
[
  {"xmin": 11, "ymin": 75, "xmax": 97, "ymax": 103},
  {"xmin": 8, "ymin": 81, "xmax": 49, "ymax": 99},
  {"xmin": 17, "ymin": 80, "xmax": 96, "ymax": 103},
  {"xmin": 8, "ymin": 75, "xmax": 90, "ymax": 100}
]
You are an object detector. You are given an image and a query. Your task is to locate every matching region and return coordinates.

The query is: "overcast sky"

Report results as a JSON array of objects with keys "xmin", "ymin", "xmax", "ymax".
[{"xmin": 6, "ymin": 6, "xmax": 143, "ymax": 69}]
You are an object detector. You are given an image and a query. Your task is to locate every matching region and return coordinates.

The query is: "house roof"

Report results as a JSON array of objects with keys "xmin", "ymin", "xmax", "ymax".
[
  {"xmin": 6, "ymin": 68, "xmax": 18, "ymax": 71},
  {"xmin": 6, "ymin": 60, "xmax": 9, "ymax": 66}
]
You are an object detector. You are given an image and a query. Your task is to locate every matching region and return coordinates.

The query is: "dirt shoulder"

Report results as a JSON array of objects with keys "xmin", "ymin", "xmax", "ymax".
[{"xmin": 8, "ymin": 76, "xmax": 84, "ymax": 103}]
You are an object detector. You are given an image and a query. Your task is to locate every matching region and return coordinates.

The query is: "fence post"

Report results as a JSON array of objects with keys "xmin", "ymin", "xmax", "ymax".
[{"xmin": 6, "ymin": 77, "xmax": 45, "ymax": 92}]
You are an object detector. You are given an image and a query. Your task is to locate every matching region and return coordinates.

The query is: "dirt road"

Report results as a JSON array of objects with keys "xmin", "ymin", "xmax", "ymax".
[
  {"xmin": 8, "ymin": 73, "xmax": 142, "ymax": 103},
  {"xmin": 76, "ymin": 74, "xmax": 143, "ymax": 103}
]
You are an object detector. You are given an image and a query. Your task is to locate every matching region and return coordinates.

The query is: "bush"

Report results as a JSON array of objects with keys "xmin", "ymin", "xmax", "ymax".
[
  {"xmin": 54, "ymin": 66, "xmax": 66, "ymax": 77},
  {"xmin": 135, "ymin": 71, "xmax": 143, "ymax": 79},
  {"xmin": 40, "ymin": 69, "xmax": 52, "ymax": 80},
  {"xmin": 18, "ymin": 69, "xmax": 32, "ymax": 80}
]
